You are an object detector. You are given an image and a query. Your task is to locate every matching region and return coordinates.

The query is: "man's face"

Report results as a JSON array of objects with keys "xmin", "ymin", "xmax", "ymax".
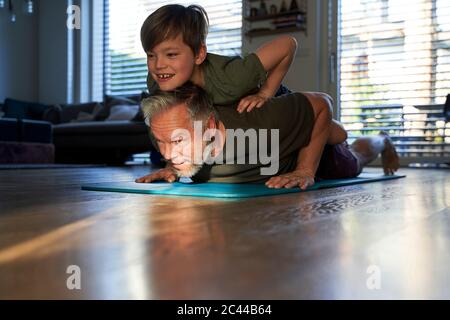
[
  {"xmin": 151, "ymin": 104, "xmax": 205, "ymax": 178},
  {"xmin": 146, "ymin": 35, "xmax": 203, "ymax": 91}
]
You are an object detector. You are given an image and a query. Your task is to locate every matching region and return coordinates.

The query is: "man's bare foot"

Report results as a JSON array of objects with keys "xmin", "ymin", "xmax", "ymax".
[{"xmin": 379, "ymin": 131, "xmax": 400, "ymax": 175}]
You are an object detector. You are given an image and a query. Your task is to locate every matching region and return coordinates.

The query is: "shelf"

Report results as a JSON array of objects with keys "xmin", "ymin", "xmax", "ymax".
[
  {"xmin": 245, "ymin": 26, "xmax": 306, "ymax": 38},
  {"xmin": 244, "ymin": 10, "xmax": 306, "ymax": 22}
]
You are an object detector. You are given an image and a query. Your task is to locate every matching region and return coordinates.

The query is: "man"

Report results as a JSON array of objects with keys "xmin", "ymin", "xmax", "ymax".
[{"xmin": 136, "ymin": 83, "xmax": 399, "ymax": 189}]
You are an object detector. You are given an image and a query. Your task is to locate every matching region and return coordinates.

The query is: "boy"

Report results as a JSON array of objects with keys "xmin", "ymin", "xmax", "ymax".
[
  {"xmin": 140, "ymin": 4, "xmax": 347, "ymax": 141},
  {"xmin": 139, "ymin": 4, "xmax": 351, "ymax": 185}
]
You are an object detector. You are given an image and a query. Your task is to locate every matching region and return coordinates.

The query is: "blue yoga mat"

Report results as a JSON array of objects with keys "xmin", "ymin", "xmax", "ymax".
[{"xmin": 81, "ymin": 173, "xmax": 405, "ymax": 199}]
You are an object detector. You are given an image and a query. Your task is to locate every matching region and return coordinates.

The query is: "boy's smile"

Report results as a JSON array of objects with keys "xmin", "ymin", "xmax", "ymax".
[{"xmin": 147, "ymin": 35, "xmax": 205, "ymax": 91}]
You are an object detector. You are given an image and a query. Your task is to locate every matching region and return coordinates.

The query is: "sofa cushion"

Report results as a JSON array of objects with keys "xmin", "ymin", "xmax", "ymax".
[
  {"xmin": 105, "ymin": 105, "xmax": 140, "ymax": 121},
  {"xmin": 21, "ymin": 119, "xmax": 53, "ymax": 143},
  {"xmin": 70, "ymin": 104, "xmax": 103, "ymax": 123},
  {"xmin": 0, "ymin": 118, "xmax": 19, "ymax": 141},
  {"xmin": 97, "ymin": 95, "xmax": 140, "ymax": 121},
  {"xmin": 42, "ymin": 104, "xmax": 62, "ymax": 124},
  {"xmin": 3, "ymin": 99, "xmax": 30, "ymax": 119},
  {"xmin": 3, "ymin": 98, "xmax": 51, "ymax": 120},
  {"xmin": 98, "ymin": 92, "xmax": 149, "ymax": 121},
  {"xmin": 0, "ymin": 118, "xmax": 52, "ymax": 143},
  {"xmin": 53, "ymin": 120, "xmax": 148, "ymax": 135},
  {"xmin": 53, "ymin": 121, "xmax": 150, "ymax": 149},
  {"xmin": 59, "ymin": 102, "xmax": 102, "ymax": 123}
]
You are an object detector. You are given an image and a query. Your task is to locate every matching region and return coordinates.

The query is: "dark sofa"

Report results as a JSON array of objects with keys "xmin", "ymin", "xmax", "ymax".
[
  {"xmin": 54, "ymin": 120, "xmax": 151, "ymax": 164},
  {"xmin": 0, "ymin": 94, "xmax": 156, "ymax": 165},
  {"xmin": 0, "ymin": 117, "xmax": 55, "ymax": 164}
]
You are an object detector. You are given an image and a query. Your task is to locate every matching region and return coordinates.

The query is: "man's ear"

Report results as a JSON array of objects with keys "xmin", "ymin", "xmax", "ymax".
[
  {"xmin": 206, "ymin": 115, "xmax": 217, "ymax": 130},
  {"xmin": 195, "ymin": 43, "xmax": 207, "ymax": 65}
]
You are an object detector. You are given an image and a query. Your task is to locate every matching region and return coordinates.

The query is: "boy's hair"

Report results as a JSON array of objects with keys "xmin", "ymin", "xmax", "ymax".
[
  {"xmin": 142, "ymin": 82, "xmax": 218, "ymax": 127},
  {"xmin": 140, "ymin": 4, "xmax": 209, "ymax": 55}
]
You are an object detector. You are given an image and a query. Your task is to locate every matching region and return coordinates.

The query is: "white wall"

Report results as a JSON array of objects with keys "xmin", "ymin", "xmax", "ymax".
[
  {"xmin": 38, "ymin": 0, "xmax": 103, "ymax": 104},
  {"xmin": 0, "ymin": 3, "xmax": 39, "ymax": 103},
  {"xmin": 38, "ymin": 0, "xmax": 70, "ymax": 104},
  {"xmin": 0, "ymin": 0, "xmax": 70, "ymax": 105},
  {"xmin": 242, "ymin": 0, "xmax": 334, "ymax": 95}
]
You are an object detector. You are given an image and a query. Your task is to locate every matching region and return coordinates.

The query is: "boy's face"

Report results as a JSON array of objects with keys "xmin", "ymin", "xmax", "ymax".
[{"xmin": 147, "ymin": 35, "xmax": 205, "ymax": 91}]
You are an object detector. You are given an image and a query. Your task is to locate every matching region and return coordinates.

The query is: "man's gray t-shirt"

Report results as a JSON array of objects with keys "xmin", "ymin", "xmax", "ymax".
[{"xmin": 191, "ymin": 92, "xmax": 315, "ymax": 183}]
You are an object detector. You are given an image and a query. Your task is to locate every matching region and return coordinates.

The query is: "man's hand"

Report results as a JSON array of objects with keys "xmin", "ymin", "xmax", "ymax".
[
  {"xmin": 237, "ymin": 93, "xmax": 269, "ymax": 113},
  {"xmin": 265, "ymin": 168, "xmax": 315, "ymax": 190},
  {"xmin": 135, "ymin": 167, "xmax": 177, "ymax": 183}
]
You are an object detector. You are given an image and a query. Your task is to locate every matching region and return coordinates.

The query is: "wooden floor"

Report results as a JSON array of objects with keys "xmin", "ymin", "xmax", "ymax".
[{"xmin": 0, "ymin": 166, "xmax": 449, "ymax": 299}]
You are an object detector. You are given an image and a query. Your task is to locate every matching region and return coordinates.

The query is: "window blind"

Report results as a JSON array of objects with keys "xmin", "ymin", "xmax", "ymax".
[
  {"xmin": 339, "ymin": 0, "xmax": 450, "ymax": 162},
  {"xmin": 104, "ymin": 0, "xmax": 242, "ymax": 96}
]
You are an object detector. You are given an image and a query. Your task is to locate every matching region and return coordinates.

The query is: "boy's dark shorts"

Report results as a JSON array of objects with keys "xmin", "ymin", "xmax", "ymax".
[{"xmin": 315, "ymin": 142, "xmax": 362, "ymax": 180}]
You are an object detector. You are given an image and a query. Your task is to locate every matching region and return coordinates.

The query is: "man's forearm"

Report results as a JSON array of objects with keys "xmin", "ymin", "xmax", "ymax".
[{"xmin": 295, "ymin": 104, "xmax": 332, "ymax": 176}]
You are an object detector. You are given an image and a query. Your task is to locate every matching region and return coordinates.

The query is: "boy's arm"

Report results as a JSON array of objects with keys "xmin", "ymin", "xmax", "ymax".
[
  {"xmin": 237, "ymin": 35, "xmax": 297, "ymax": 113},
  {"xmin": 265, "ymin": 100, "xmax": 332, "ymax": 190}
]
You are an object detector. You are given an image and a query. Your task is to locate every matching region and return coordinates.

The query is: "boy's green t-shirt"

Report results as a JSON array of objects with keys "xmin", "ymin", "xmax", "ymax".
[{"xmin": 146, "ymin": 53, "xmax": 268, "ymax": 105}]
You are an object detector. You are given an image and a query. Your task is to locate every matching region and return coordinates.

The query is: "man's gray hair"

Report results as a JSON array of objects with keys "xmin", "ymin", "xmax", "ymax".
[{"xmin": 141, "ymin": 82, "xmax": 218, "ymax": 127}]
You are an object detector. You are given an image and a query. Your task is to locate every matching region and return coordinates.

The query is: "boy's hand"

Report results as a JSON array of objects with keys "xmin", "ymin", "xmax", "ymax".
[
  {"xmin": 265, "ymin": 168, "xmax": 315, "ymax": 190},
  {"xmin": 237, "ymin": 93, "xmax": 269, "ymax": 113},
  {"xmin": 135, "ymin": 167, "xmax": 177, "ymax": 183}
]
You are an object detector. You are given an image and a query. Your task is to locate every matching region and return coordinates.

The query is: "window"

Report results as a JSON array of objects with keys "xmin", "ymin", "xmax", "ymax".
[
  {"xmin": 339, "ymin": 0, "xmax": 450, "ymax": 163},
  {"xmin": 104, "ymin": 0, "xmax": 242, "ymax": 96}
]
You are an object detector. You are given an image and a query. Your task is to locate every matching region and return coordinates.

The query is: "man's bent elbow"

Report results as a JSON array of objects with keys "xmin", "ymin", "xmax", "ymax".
[
  {"xmin": 288, "ymin": 36, "xmax": 298, "ymax": 55},
  {"xmin": 318, "ymin": 93, "xmax": 334, "ymax": 122},
  {"xmin": 278, "ymin": 35, "xmax": 298, "ymax": 55},
  {"xmin": 318, "ymin": 94, "xmax": 333, "ymax": 123}
]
